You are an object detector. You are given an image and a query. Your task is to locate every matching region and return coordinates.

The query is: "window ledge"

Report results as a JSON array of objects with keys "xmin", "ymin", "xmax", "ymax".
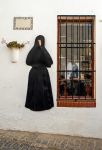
[{"xmin": 57, "ymin": 99, "xmax": 96, "ymax": 107}]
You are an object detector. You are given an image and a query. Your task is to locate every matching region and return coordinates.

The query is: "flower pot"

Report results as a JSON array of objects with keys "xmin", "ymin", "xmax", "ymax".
[
  {"xmin": 85, "ymin": 83, "xmax": 91, "ymax": 96},
  {"xmin": 11, "ymin": 48, "xmax": 19, "ymax": 63}
]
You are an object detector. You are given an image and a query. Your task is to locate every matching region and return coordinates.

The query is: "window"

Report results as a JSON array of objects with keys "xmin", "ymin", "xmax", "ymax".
[{"xmin": 57, "ymin": 15, "xmax": 96, "ymax": 107}]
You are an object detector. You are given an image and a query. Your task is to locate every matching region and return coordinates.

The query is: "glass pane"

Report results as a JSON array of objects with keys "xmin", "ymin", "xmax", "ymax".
[
  {"xmin": 60, "ymin": 58, "xmax": 66, "ymax": 71},
  {"xmin": 59, "ymin": 71, "xmax": 67, "ymax": 96},
  {"xmin": 73, "ymin": 48, "xmax": 79, "ymax": 61},
  {"xmin": 80, "ymin": 23, "xmax": 92, "ymax": 43},
  {"xmin": 67, "ymin": 48, "xmax": 80, "ymax": 62},
  {"xmin": 73, "ymin": 23, "xmax": 78, "ymax": 43},
  {"xmin": 67, "ymin": 24, "xmax": 71, "ymax": 43},
  {"xmin": 67, "ymin": 79, "xmax": 86, "ymax": 96},
  {"xmin": 80, "ymin": 60, "xmax": 92, "ymax": 71},
  {"xmin": 67, "ymin": 48, "xmax": 71, "ymax": 61},
  {"xmin": 60, "ymin": 48, "xmax": 66, "ymax": 57},
  {"xmin": 66, "ymin": 62, "xmax": 73, "ymax": 79},
  {"xmin": 60, "ymin": 48, "xmax": 66, "ymax": 71},
  {"xmin": 61, "ymin": 23, "xmax": 66, "ymax": 43}
]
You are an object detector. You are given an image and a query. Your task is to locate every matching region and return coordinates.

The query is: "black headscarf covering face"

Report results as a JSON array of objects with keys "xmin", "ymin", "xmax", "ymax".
[
  {"xmin": 34, "ymin": 35, "xmax": 45, "ymax": 47},
  {"xmin": 26, "ymin": 34, "xmax": 53, "ymax": 67}
]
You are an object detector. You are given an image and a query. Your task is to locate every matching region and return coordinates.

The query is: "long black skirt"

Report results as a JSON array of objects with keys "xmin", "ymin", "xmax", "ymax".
[{"xmin": 25, "ymin": 65, "xmax": 54, "ymax": 111}]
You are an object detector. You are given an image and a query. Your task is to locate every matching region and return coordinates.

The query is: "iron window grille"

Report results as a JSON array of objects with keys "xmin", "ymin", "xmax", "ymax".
[{"xmin": 57, "ymin": 15, "xmax": 96, "ymax": 107}]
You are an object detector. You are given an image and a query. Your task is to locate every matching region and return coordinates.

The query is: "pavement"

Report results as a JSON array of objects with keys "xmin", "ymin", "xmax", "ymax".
[{"xmin": 0, "ymin": 129, "xmax": 102, "ymax": 150}]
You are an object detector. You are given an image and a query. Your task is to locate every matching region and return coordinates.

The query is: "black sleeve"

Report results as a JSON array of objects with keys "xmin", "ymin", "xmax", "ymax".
[
  {"xmin": 26, "ymin": 48, "xmax": 33, "ymax": 66},
  {"xmin": 41, "ymin": 48, "xmax": 53, "ymax": 67}
]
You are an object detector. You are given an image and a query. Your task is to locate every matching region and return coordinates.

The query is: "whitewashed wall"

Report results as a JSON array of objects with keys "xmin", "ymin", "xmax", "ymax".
[{"xmin": 0, "ymin": 0, "xmax": 102, "ymax": 138}]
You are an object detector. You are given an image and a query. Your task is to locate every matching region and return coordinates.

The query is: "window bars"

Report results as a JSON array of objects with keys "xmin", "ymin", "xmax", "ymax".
[{"xmin": 57, "ymin": 15, "xmax": 96, "ymax": 101}]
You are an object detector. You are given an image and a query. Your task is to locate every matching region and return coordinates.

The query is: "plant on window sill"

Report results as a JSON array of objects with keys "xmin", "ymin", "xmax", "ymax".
[{"xmin": 83, "ymin": 80, "xmax": 92, "ymax": 96}]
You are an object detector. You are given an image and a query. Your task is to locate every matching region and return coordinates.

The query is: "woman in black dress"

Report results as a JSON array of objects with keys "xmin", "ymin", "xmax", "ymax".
[{"xmin": 25, "ymin": 35, "xmax": 54, "ymax": 111}]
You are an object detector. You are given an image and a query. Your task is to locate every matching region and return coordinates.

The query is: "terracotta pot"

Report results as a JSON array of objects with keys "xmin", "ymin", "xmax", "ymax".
[{"xmin": 86, "ymin": 83, "xmax": 90, "ymax": 96}]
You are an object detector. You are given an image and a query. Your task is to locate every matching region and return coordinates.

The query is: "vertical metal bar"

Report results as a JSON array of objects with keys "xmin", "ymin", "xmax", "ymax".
[
  {"xmin": 57, "ymin": 16, "xmax": 60, "ymax": 99},
  {"xmin": 70, "ymin": 20, "xmax": 73, "ymax": 98},
  {"xmin": 81, "ymin": 20, "xmax": 84, "ymax": 97},
  {"xmin": 91, "ymin": 17, "xmax": 94, "ymax": 98},
  {"xmin": 71, "ymin": 24, "xmax": 73, "ymax": 62},
  {"xmin": 59, "ymin": 16, "xmax": 61, "ymax": 98},
  {"xmin": 91, "ymin": 18, "xmax": 93, "ymax": 98},
  {"xmin": 73, "ymin": 16, "xmax": 74, "ymax": 97},
  {"xmin": 77, "ymin": 23, "xmax": 78, "ymax": 62},
  {"xmin": 73, "ymin": 17, "xmax": 74, "ymax": 62},
  {"xmin": 85, "ymin": 16, "xmax": 87, "ymax": 99},
  {"xmin": 88, "ymin": 22, "xmax": 89, "ymax": 71},
  {"xmin": 65, "ymin": 16, "xmax": 67, "ymax": 98},
  {"xmin": 77, "ymin": 21, "xmax": 80, "ymax": 98},
  {"xmin": 71, "ymin": 16, "xmax": 74, "ymax": 99},
  {"xmin": 79, "ymin": 16, "xmax": 80, "ymax": 99},
  {"xmin": 82, "ymin": 23, "xmax": 83, "ymax": 56},
  {"xmin": 87, "ymin": 18, "xmax": 89, "ymax": 97},
  {"xmin": 60, "ymin": 16, "xmax": 61, "ymax": 72}
]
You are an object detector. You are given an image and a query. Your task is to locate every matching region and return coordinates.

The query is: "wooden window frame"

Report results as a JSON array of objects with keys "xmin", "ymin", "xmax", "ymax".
[{"xmin": 57, "ymin": 15, "xmax": 96, "ymax": 107}]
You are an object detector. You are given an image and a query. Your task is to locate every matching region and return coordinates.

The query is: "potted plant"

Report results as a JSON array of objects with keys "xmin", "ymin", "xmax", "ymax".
[
  {"xmin": 6, "ymin": 41, "xmax": 25, "ymax": 49},
  {"xmin": 84, "ymin": 80, "xmax": 92, "ymax": 96},
  {"xmin": 1, "ymin": 38, "xmax": 29, "ymax": 63}
]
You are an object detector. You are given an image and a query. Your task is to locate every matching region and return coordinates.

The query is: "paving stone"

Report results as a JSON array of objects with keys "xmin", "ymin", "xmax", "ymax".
[{"xmin": 0, "ymin": 129, "xmax": 102, "ymax": 150}]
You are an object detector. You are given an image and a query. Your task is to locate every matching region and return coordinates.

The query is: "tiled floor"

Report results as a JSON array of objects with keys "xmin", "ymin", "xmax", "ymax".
[{"xmin": 0, "ymin": 129, "xmax": 102, "ymax": 150}]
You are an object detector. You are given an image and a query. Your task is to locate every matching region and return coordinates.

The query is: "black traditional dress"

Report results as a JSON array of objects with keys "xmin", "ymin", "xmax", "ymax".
[{"xmin": 25, "ymin": 35, "xmax": 54, "ymax": 111}]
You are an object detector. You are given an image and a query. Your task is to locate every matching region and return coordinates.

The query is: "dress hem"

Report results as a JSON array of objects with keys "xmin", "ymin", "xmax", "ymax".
[{"xmin": 25, "ymin": 105, "xmax": 54, "ymax": 111}]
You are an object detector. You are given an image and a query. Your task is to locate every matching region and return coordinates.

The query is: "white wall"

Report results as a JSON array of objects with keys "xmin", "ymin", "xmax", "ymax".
[{"xmin": 0, "ymin": 0, "xmax": 102, "ymax": 138}]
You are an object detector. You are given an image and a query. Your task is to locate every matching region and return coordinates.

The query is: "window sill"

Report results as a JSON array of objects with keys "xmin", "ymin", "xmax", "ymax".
[{"xmin": 57, "ymin": 99, "xmax": 96, "ymax": 107}]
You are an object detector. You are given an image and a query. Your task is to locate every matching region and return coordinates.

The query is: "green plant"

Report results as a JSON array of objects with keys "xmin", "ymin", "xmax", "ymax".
[
  {"xmin": 1, "ymin": 38, "xmax": 29, "ymax": 50},
  {"xmin": 84, "ymin": 80, "xmax": 92, "ymax": 87},
  {"xmin": 6, "ymin": 41, "xmax": 24, "ymax": 49}
]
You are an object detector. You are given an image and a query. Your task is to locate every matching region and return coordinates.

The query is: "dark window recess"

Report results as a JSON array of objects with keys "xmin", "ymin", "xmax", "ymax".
[{"xmin": 57, "ymin": 15, "xmax": 96, "ymax": 107}]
